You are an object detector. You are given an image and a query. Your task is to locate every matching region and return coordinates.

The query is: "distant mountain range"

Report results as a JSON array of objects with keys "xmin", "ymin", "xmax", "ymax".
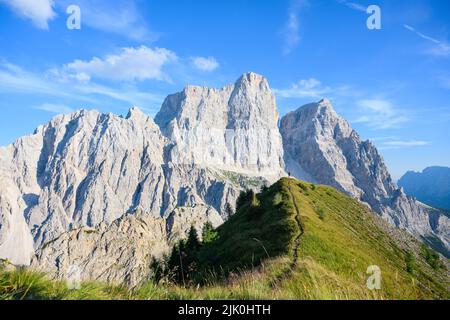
[
  {"xmin": 399, "ymin": 167, "xmax": 450, "ymax": 211},
  {"xmin": 0, "ymin": 73, "xmax": 448, "ymax": 287}
]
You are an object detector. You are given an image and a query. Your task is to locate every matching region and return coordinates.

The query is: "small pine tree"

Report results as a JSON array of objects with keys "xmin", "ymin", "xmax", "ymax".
[
  {"xmin": 423, "ymin": 245, "xmax": 445, "ymax": 270},
  {"xmin": 185, "ymin": 226, "xmax": 201, "ymax": 253},
  {"xmin": 236, "ymin": 190, "xmax": 248, "ymax": 209},
  {"xmin": 166, "ymin": 226, "xmax": 202, "ymax": 284},
  {"xmin": 202, "ymin": 222, "xmax": 218, "ymax": 244}
]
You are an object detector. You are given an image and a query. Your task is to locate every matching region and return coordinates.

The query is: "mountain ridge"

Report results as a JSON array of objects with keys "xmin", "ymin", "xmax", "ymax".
[
  {"xmin": 0, "ymin": 72, "xmax": 448, "ymax": 286},
  {"xmin": 280, "ymin": 99, "xmax": 449, "ymax": 255},
  {"xmin": 399, "ymin": 166, "xmax": 450, "ymax": 211}
]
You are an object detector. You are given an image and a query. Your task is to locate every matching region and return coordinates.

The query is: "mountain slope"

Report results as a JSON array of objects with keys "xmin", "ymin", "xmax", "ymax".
[
  {"xmin": 399, "ymin": 167, "xmax": 450, "ymax": 211},
  {"xmin": 0, "ymin": 72, "xmax": 448, "ymax": 288},
  {"xmin": 0, "ymin": 104, "xmax": 265, "ymax": 269},
  {"xmin": 165, "ymin": 178, "xmax": 449, "ymax": 299},
  {"xmin": 2, "ymin": 178, "xmax": 448, "ymax": 300},
  {"xmin": 280, "ymin": 99, "xmax": 450, "ymax": 256}
]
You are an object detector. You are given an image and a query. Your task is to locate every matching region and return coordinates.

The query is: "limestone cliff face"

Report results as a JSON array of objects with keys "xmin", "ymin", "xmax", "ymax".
[
  {"xmin": 0, "ymin": 108, "xmax": 246, "ymax": 268},
  {"xmin": 280, "ymin": 99, "xmax": 449, "ymax": 253},
  {"xmin": 155, "ymin": 72, "xmax": 285, "ymax": 181},
  {"xmin": 0, "ymin": 73, "xmax": 276, "ymax": 283}
]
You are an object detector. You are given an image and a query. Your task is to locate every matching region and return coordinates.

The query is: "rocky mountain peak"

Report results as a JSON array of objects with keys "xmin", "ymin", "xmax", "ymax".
[
  {"xmin": 126, "ymin": 106, "xmax": 146, "ymax": 119},
  {"xmin": 154, "ymin": 73, "xmax": 285, "ymax": 179},
  {"xmin": 235, "ymin": 72, "xmax": 270, "ymax": 89},
  {"xmin": 280, "ymin": 100, "xmax": 449, "ymax": 254}
]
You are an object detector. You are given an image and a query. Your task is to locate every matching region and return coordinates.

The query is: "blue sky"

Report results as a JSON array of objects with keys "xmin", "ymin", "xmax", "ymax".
[{"xmin": 0, "ymin": 0, "xmax": 449, "ymax": 179}]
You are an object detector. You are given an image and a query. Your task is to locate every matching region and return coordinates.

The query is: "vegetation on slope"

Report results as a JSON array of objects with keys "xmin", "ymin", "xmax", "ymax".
[{"xmin": 1, "ymin": 178, "xmax": 449, "ymax": 300}]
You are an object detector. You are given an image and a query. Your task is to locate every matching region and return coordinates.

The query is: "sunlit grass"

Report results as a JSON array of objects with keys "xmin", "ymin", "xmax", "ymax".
[{"xmin": 1, "ymin": 178, "xmax": 448, "ymax": 300}]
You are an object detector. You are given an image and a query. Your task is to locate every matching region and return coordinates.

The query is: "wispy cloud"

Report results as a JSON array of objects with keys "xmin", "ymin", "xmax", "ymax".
[
  {"xmin": 274, "ymin": 78, "xmax": 365, "ymax": 102},
  {"xmin": 378, "ymin": 140, "xmax": 429, "ymax": 150},
  {"xmin": 190, "ymin": 56, "xmax": 219, "ymax": 72},
  {"xmin": 34, "ymin": 103, "xmax": 73, "ymax": 114},
  {"xmin": 353, "ymin": 99, "xmax": 411, "ymax": 129},
  {"xmin": 282, "ymin": 0, "xmax": 308, "ymax": 55},
  {"xmin": 274, "ymin": 78, "xmax": 330, "ymax": 99},
  {"xmin": 404, "ymin": 24, "xmax": 450, "ymax": 57},
  {"xmin": 383, "ymin": 140, "xmax": 428, "ymax": 147},
  {"xmin": 56, "ymin": 46, "xmax": 178, "ymax": 83},
  {"xmin": 370, "ymin": 136, "xmax": 429, "ymax": 150},
  {"xmin": 0, "ymin": 0, "xmax": 56, "ymax": 29},
  {"xmin": 0, "ymin": 61, "xmax": 165, "ymax": 111},
  {"xmin": 336, "ymin": 0, "xmax": 366, "ymax": 13}
]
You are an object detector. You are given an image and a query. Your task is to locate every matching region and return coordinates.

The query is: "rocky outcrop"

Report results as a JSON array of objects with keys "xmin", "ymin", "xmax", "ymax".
[
  {"xmin": 280, "ymin": 99, "xmax": 450, "ymax": 255},
  {"xmin": 31, "ymin": 207, "xmax": 223, "ymax": 288}
]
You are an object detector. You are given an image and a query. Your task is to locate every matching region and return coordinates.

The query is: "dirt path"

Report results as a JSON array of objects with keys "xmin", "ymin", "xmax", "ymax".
[
  {"xmin": 288, "ymin": 181, "xmax": 304, "ymax": 270},
  {"xmin": 270, "ymin": 180, "xmax": 304, "ymax": 287}
]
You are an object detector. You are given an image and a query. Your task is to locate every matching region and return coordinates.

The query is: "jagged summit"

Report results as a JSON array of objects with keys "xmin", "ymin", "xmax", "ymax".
[
  {"xmin": 126, "ymin": 106, "xmax": 146, "ymax": 119},
  {"xmin": 235, "ymin": 72, "xmax": 269, "ymax": 88}
]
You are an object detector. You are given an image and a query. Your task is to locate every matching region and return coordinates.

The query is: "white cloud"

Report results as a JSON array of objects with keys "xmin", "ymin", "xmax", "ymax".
[
  {"xmin": 0, "ymin": 61, "xmax": 165, "ymax": 112},
  {"xmin": 369, "ymin": 136, "xmax": 429, "ymax": 150},
  {"xmin": 62, "ymin": 46, "xmax": 178, "ymax": 83},
  {"xmin": 377, "ymin": 140, "xmax": 429, "ymax": 151},
  {"xmin": 383, "ymin": 140, "xmax": 428, "ymax": 147},
  {"xmin": 0, "ymin": 0, "xmax": 56, "ymax": 29},
  {"xmin": 404, "ymin": 24, "xmax": 450, "ymax": 57},
  {"xmin": 274, "ymin": 78, "xmax": 330, "ymax": 99},
  {"xmin": 34, "ymin": 103, "xmax": 73, "ymax": 114},
  {"xmin": 191, "ymin": 57, "xmax": 219, "ymax": 72},
  {"xmin": 353, "ymin": 99, "xmax": 411, "ymax": 129},
  {"xmin": 282, "ymin": 0, "xmax": 308, "ymax": 55}
]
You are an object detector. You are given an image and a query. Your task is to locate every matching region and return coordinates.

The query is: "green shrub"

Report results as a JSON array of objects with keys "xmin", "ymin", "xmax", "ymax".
[
  {"xmin": 317, "ymin": 208, "xmax": 326, "ymax": 221},
  {"xmin": 202, "ymin": 222, "xmax": 218, "ymax": 244},
  {"xmin": 273, "ymin": 193, "xmax": 283, "ymax": 206},
  {"xmin": 405, "ymin": 251, "xmax": 416, "ymax": 274},
  {"xmin": 422, "ymin": 245, "xmax": 445, "ymax": 271}
]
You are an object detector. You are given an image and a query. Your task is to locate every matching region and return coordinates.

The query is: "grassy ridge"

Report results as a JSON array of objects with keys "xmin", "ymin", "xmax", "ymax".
[
  {"xmin": 197, "ymin": 181, "xmax": 297, "ymax": 273},
  {"xmin": 1, "ymin": 178, "xmax": 448, "ymax": 300}
]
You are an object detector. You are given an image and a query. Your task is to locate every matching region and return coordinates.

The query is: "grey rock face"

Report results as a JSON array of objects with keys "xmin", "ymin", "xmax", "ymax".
[
  {"xmin": 0, "ymin": 73, "xmax": 273, "ymax": 283},
  {"xmin": 155, "ymin": 72, "xmax": 286, "ymax": 182},
  {"xmin": 280, "ymin": 99, "xmax": 449, "ymax": 254},
  {"xmin": 31, "ymin": 207, "xmax": 223, "ymax": 287}
]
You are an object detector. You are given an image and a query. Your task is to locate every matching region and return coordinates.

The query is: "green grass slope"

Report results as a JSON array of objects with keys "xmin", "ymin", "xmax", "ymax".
[{"xmin": 1, "ymin": 178, "xmax": 449, "ymax": 300}]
